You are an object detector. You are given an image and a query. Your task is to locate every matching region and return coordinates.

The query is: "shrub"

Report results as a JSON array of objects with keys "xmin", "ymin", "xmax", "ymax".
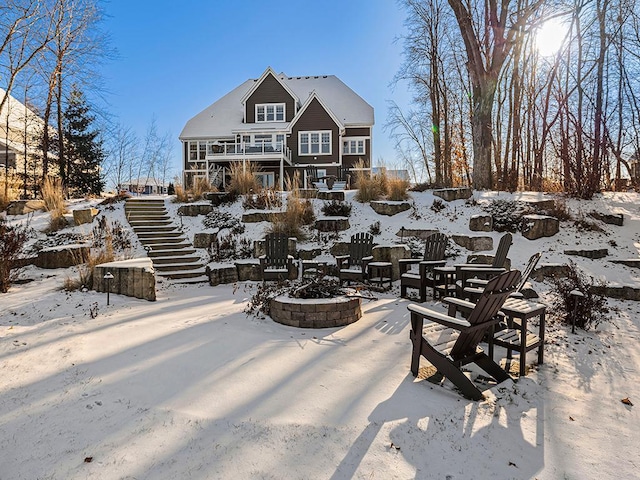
[
  {"xmin": 268, "ymin": 196, "xmax": 315, "ymax": 239},
  {"xmin": 202, "ymin": 210, "xmax": 245, "ymax": 234},
  {"xmin": 321, "ymin": 200, "xmax": 352, "ymax": 217},
  {"xmin": 549, "ymin": 262, "xmax": 610, "ymax": 330},
  {"xmin": 387, "ymin": 176, "xmax": 410, "ymax": 201},
  {"xmin": 543, "ymin": 198, "xmax": 572, "ymax": 221},
  {"xmin": 210, "ymin": 234, "xmax": 252, "ymax": 261},
  {"xmin": 167, "ymin": 182, "xmax": 175, "ymax": 195},
  {"xmin": 430, "ymin": 199, "xmax": 446, "ymax": 213},
  {"xmin": 369, "ymin": 220, "xmax": 381, "ymax": 235},
  {"xmin": 0, "ymin": 217, "xmax": 28, "ymax": 293},
  {"xmin": 242, "ymin": 189, "xmax": 282, "ymax": 210},
  {"xmin": 228, "ymin": 161, "xmax": 262, "ymax": 195},
  {"xmin": 574, "ymin": 215, "xmax": 604, "ymax": 233},
  {"xmin": 354, "ymin": 160, "xmax": 386, "ymax": 203},
  {"xmin": 173, "ymin": 184, "xmax": 189, "ymax": 203},
  {"xmin": 482, "ymin": 199, "xmax": 531, "ymax": 232},
  {"xmin": 64, "ymin": 248, "xmax": 115, "ymax": 291},
  {"xmin": 41, "ymin": 177, "xmax": 65, "ymax": 213}
]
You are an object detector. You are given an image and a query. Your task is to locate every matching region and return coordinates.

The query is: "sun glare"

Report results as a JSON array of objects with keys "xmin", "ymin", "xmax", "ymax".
[{"xmin": 536, "ymin": 18, "xmax": 569, "ymax": 57}]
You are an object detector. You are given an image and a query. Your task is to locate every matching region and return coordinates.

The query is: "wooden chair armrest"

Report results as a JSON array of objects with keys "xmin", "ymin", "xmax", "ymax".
[
  {"xmin": 399, "ymin": 258, "xmax": 419, "ymax": 274},
  {"xmin": 335, "ymin": 255, "xmax": 350, "ymax": 268},
  {"xmin": 420, "ymin": 260, "xmax": 447, "ymax": 267},
  {"xmin": 362, "ymin": 256, "xmax": 373, "ymax": 273},
  {"xmin": 407, "ymin": 303, "xmax": 471, "ymax": 331},
  {"xmin": 442, "ymin": 296, "xmax": 475, "ymax": 317},
  {"xmin": 466, "ymin": 278, "xmax": 489, "ymax": 288}
]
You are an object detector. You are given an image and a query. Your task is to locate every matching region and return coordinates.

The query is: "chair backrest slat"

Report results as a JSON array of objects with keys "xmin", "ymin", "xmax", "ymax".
[
  {"xmin": 349, "ymin": 232, "xmax": 374, "ymax": 267},
  {"xmin": 516, "ymin": 252, "xmax": 541, "ymax": 292},
  {"xmin": 423, "ymin": 232, "xmax": 448, "ymax": 262},
  {"xmin": 264, "ymin": 233, "xmax": 289, "ymax": 268},
  {"xmin": 492, "ymin": 233, "xmax": 513, "ymax": 268}
]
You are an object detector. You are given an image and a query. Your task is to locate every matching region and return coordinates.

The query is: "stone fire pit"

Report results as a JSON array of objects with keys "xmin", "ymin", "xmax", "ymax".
[{"xmin": 269, "ymin": 295, "xmax": 362, "ymax": 328}]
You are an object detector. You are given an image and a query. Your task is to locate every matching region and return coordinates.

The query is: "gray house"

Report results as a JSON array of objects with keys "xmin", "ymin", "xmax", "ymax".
[{"xmin": 179, "ymin": 67, "xmax": 374, "ymax": 190}]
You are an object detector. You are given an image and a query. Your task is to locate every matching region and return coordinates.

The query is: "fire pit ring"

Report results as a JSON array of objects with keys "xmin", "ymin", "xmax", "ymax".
[{"xmin": 269, "ymin": 295, "xmax": 362, "ymax": 328}]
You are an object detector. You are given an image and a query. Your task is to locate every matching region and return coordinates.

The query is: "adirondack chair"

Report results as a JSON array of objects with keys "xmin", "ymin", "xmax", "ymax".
[
  {"xmin": 455, "ymin": 232, "xmax": 513, "ymax": 296},
  {"xmin": 408, "ymin": 269, "xmax": 521, "ymax": 400},
  {"xmin": 305, "ymin": 166, "xmax": 320, "ymax": 189},
  {"xmin": 400, "ymin": 232, "xmax": 448, "ymax": 302},
  {"xmin": 463, "ymin": 252, "xmax": 542, "ymax": 301},
  {"xmin": 259, "ymin": 233, "xmax": 295, "ymax": 281},
  {"xmin": 336, "ymin": 232, "xmax": 374, "ymax": 285}
]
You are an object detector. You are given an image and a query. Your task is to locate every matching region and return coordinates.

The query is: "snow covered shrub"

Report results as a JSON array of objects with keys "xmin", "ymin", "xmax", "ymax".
[
  {"xmin": 321, "ymin": 200, "xmax": 352, "ymax": 217},
  {"xmin": 191, "ymin": 177, "xmax": 213, "ymax": 200},
  {"xmin": 369, "ymin": 220, "xmax": 381, "ymax": 236},
  {"xmin": 210, "ymin": 234, "xmax": 251, "ymax": 261},
  {"xmin": 202, "ymin": 210, "xmax": 245, "ymax": 234},
  {"xmin": 409, "ymin": 182, "xmax": 434, "ymax": 192},
  {"xmin": 549, "ymin": 262, "xmax": 610, "ymax": 331},
  {"xmin": 354, "ymin": 163, "xmax": 386, "ymax": 203},
  {"xmin": 0, "ymin": 217, "xmax": 28, "ymax": 293},
  {"xmin": 268, "ymin": 196, "xmax": 315, "ymax": 239},
  {"xmin": 430, "ymin": 199, "xmax": 445, "ymax": 212},
  {"xmin": 482, "ymin": 199, "xmax": 531, "ymax": 232}
]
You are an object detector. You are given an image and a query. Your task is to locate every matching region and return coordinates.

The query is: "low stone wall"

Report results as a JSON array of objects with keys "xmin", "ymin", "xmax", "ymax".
[
  {"xmin": 207, "ymin": 264, "xmax": 239, "ymax": 286},
  {"xmin": 269, "ymin": 295, "xmax": 362, "ymax": 328},
  {"xmin": 35, "ymin": 244, "xmax": 90, "ymax": 269},
  {"xmin": 372, "ymin": 244, "xmax": 411, "ymax": 280},
  {"xmin": 178, "ymin": 204, "xmax": 214, "ymax": 216},
  {"xmin": 93, "ymin": 258, "xmax": 156, "ymax": 301}
]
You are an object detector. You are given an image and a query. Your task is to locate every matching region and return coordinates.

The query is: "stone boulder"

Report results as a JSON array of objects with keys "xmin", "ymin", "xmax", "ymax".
[
  {"xmin": 235, "ymin": 260, "xmax": 265, "ymax": 281},
  {"xmin": 298, "ymin": 248, "xmax": 322, "ymax": 260},
  {"xmin": 452, "ymin": 235, "xmax": 493, "ymax": 252},
  {"xmin": 371, "ymin": 244, "xmax": 411, "ymax": 280},
  {"xmin": 298, "ymin": 189, "xmax": 319, "ymax": 199},
  {"xmin": 93, "ymin": 258, "xmax": 156, "ymax": 301},
  {"xmin": 317, "ymin": 191, "xmax": 345, "ymax": 201},
  {"xmin": 6, "ymin": 200, "xmax": 45, "ymax": 215},
  {"xmin": 330, "ymin": 242, "xmax": 350, "ymax": 257},
  {"xmin": 205, "ymin": 192, "xmax": 236, "ymax": 206},
  {"xmin": 242, "ymin": 211, "xmax": 285, "ymax": 223},
  {"xmin": 314, "ymin": 217, "xmax": 350, "ymax": 232},
  {"xmin": 370, "ymin": 201, "xmax": 411, "ymax": 216},
  {"xmin": 521, "ymin": 215, "xmax": 559, "ymax": 240},
  {"xmin": 35, "ymin": 244, "xmax": 90, "ymax": 269},
  {"xmin": 530, "ymin": 263, "xmax": 571, "ymax": 282},
  {"xmin": 193, "ymin": 232, "xmax": 217, "ymax": 249},
  {"xmin": 396, "ymin": 228, "xmax": 438, "ymax": 240},
  {"xmin": 564, "ymin": 248, "xmax": 608, "ymax": 259},
  {"xmin": 589, "ymin": 211, "xmax": 624, "ymax": 226},
  {"xmin": 178, "ymin": 204, "xmax": 214, "ymax": 216},
  {"xmin": 206, "ymin": 264, "xmax": 239, "ymax": 286},
  {"xmin": 469, "ymin": 214, "xmax": 493, "ymax": 232},
  {"xmin": 523, "ymin": 199, "xmax": 556, "ymax": 211},
  {"xmin": 72, "ymin": 208, "xmax": 99, "ymax": 225},
  {"xmin": 433, "ymin": 187, "xmax": 472, "ymax": 202}
]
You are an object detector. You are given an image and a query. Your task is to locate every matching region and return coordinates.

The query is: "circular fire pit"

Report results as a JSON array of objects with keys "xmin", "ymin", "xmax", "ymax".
[{"xmin": 269, "ymin": 295, "xmax": 362, "ymax": 328}]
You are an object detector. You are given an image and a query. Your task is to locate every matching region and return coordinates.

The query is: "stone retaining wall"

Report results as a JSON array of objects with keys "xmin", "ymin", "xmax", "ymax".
[
  {"xmin": 269, "ymin": 296, "xmax": 362, "ymax": 328},
  {"xmin": 93, "ymin": 258, "xmax": 156, "ymax": 301}
]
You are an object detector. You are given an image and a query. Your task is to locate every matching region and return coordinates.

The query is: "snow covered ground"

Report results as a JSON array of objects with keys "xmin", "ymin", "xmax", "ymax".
[{"xmin": 1, "ymin": 190, "xmax": 639, "ymax": 479}]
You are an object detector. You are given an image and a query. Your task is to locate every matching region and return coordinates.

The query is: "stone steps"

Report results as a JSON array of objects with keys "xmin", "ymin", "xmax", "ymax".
[{"xmin": 125, "ymin": 198, "xmax": 208, "ymax": 284}]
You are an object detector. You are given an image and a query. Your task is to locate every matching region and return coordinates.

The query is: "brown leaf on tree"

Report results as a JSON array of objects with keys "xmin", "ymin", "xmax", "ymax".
[
  {"xmin": 621, "ymin": 397, "xmax": 633, "ymax": 406},
  {"xmin": 569, "ymin": 416, "xmax": 575, "ymax": 421},
  {"xmin": 84, "ymin": 457, "xmax": 93, "ymax": 463}
]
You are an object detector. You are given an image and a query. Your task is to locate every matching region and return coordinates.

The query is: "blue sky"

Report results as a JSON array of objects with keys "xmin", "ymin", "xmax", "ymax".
[{"xmin": 99, "ymin": 0, "xmax": 410, "ymax": 179}]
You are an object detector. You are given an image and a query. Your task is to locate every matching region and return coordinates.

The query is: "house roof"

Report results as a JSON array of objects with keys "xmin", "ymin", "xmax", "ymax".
[
  {"xmin": 0, "ymin": 88, "xmax": 47, "ymax": 155},
  {"xmin": 179, "ymin": 71, "xmax": 374, "ymax": 141}
]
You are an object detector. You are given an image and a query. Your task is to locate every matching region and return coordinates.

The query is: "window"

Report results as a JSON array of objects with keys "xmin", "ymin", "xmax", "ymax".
[
  {"xmin": 299, "ymin": 130, "xmax": 332, "ymax": 156},
  {"xmin": 189, "ymin": 141, "xmax": 206, "ymax": 161},
  {"xmin": 256, "ymin": 103, "xmax": 286, "ymax": 122},
  {"xmin": 256, "ymin": 172, "xmax": 275, "ymax": 188},
  {"xmin": 342, "ymin": 138, "xmax": 366, "ymax": 155},
  {"xmin": 254, "ymin": 134, "xmax": 272, "ymax": 145}
]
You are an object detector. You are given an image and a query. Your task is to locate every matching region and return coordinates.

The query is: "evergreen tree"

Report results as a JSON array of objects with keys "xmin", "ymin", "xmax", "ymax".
[{"xmin": 62, "ymin": 86, "xmax": 105, "ymax": 196}]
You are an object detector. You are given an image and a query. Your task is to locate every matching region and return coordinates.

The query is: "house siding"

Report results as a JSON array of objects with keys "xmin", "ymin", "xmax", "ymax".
[
  {"xmin": 345, "ymin": 127, "xmax": 370, "ymax": 137},
  {"xmin": 246, "ymin": 74, "xmax": 296, "ymax": 123},
  {"xmin": 289, "ymin": 98, "xmax": 339, "ymax": 165},
  {"xmin": 342, "ymin": 126, "xmax": 371, "ymax": 170}
]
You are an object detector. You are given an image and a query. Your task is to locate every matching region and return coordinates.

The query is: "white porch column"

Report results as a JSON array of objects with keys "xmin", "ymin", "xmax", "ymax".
[{"xmin": 279, "ymin": 158, "xmax": 284, "ymax": 191}]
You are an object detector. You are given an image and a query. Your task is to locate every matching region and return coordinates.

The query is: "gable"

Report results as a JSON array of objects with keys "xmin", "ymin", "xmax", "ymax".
[{"xmin": 245, "ymin": 73, "xmax": 296, "ymax": 123}]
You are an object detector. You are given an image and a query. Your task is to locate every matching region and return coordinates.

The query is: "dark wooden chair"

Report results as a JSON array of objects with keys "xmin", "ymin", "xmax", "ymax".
[
  {"xmin": 259, "ymin": 233, "xmax": 295, "ymax": 281},
  {"xmin": 400, "ymin": 232, "xmax": 448, "ymax": 302},
  {"xmin": 455, "ymin": 232, "xmax": 513, "ymax": 296},
  {"xmin": 336, "ymin": 232, "xmax": 374, "ymax": 285},
  {"xmin": 305, "ymin": 166, "xmax": 319, "ymax": 189},
  {"xmin": 408, "ymin": 270, "xmax": 521, "ymax": 400},
  {"xmin": 464, "ymin": 252, "xmax": 542, "ymax": 301}
]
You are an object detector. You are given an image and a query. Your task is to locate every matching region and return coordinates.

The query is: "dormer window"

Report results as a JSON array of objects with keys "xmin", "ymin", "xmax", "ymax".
[{"xmin": 256, "ymin": 103, "xmax": 285, "ymax": 122}]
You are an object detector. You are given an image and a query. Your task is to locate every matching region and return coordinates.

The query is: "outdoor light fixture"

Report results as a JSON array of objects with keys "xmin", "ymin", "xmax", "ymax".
[
  {"xmin": 400, "ymin": 226, "xmax": 405, "ymax": 243},
  {"xmin": 103, "ymin": 271, "xmax": 114, "ymax": 306}
]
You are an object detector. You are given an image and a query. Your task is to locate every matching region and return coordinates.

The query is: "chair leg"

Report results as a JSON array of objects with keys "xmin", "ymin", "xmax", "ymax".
[
  {"xmin": 475, "ymin": 353, "xmax": 511, "ymax": 384},
  {"xmin": 410, "ymin": 313, "xmax": 423, "ymax": 376},
  {"xmin": 400, "ymin": 284, "xmax": 407, "ymax": 299}
]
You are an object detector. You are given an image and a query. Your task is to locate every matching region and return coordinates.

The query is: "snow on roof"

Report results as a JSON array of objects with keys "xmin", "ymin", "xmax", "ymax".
[{"xmin": 179, "ymin": 72, "xmax": 374, "ymax": 140}]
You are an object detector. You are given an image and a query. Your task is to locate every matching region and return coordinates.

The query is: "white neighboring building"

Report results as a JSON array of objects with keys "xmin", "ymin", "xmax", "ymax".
[
  {"xmin": 0, "ymin": 88, "xmax": 48, "ymax": 175},
  {"xmin": 123, "ymin": 178, "xmax": 170, "ymax": 195}
]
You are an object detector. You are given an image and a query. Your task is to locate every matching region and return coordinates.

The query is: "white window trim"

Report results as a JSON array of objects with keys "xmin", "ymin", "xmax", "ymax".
[
  {"xmin": 298, "ymin": 130, "xmax": 332, "ymax": 156},
  {"xmin": 342, "ymin": 137, "xmax": 367, "ymax": 155},
  {"xmin": 255, "ymin": 172, "xmax": 275, "ymax": 188},
  {"xmin": 255, "ymin": 103, "xmax": 286, "ymax": 123}
]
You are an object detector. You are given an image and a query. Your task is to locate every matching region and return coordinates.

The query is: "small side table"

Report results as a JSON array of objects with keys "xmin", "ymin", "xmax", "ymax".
[
  {"xmin": 489, "ymin": 298, "xmax": 546, "ymax": 377},
  {"xmin": 300, "ymin": 260, "xmax": 327, "ymax": 279},
  {"xmin": 368, "ymin": 261, "xmax": 393, "ymax": 290},
  {"xmin": 433, "ymin": 266, "xmax": 456, "ymax": 299}
]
